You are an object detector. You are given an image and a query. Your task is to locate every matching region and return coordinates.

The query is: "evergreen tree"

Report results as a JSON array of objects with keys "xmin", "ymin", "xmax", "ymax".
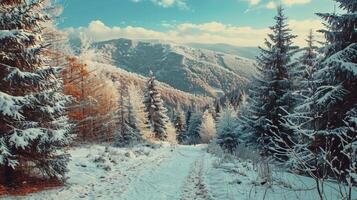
[
  {"xmin": 214, "ymin": 101, "xmax": 222, "ymax": 120},
  {"xmin": 279, "ymin": 31, "xmax": 321, "ymax": 171},
  {"xmin": 143, "ymin": 73, "xmax": 170, "ymax": 140},
  {"xmin": 308, "ymin": 0, "xmax": 357, "ymax": 182},
  {"xmin": 127, "ymin": 84, "xmax": 152, "ymax": 141},
  {"xmin": 114, "ymin": 84, "xmax": 136, "ymax": 147},
  {"xmin": 239, "ymin": 6, "xmax": 298, "ymax": 158},
  {"xmin": 317, "ymin": 0, "xmax": 357, "ymax": 57},
  {"xmin": 185, "ymin": 108, "xmax": 192, "ymax": 132},
  {"xmin": 216, "ymin": 105, "xmax": 239, "ymax": 153},
  {"xmin": 174, "ymin": 108, "xmax": 186, "ymax": 144},
  {"xmin": 186, "ymin": 111, "xmax": 203, "ymax": 145},
  {"xmin": 0, "ymin": 0, "xmax": 72, "ymax": 186},
  {"xmin": 279, "ymin": 0, "xmax": 357, "ymax": 193},
  {"xmin": 199, "ymin": 110, "xmax": 216, "ymax": 144}
]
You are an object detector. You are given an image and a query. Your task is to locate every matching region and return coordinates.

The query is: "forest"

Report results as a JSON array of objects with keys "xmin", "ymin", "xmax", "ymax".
[{"xmin": 0, "ymin": 0, "xmax": 356, "ymax": 199}]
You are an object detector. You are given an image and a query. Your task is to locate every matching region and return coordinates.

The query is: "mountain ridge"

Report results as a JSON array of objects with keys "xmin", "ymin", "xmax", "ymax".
[{"xmin": 95, "ymin": 38, "xmax": 256, "ymax": 98}]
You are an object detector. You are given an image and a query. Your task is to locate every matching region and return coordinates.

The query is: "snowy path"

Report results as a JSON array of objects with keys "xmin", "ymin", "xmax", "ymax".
[
  {"xmin": 8, "ymin": 145, "xmax": 215, "ymax": 200},
  {"xmin": 121, "ymin": 146, "xmax": 208, "ymax": 200},
  {"xmin": 4, "ymin": 144, "xmax": 357, "ymax": 200}
]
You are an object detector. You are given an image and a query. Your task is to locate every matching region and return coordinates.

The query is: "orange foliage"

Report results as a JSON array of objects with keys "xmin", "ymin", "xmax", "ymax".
[{"xmin": 62, "ymin": 56, "xmax": 118, "ymax": 142}]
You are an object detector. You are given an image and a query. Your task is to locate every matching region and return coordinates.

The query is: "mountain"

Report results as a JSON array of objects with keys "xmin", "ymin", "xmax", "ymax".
[
  {"xmin": 186, "ymin": 43, "xmax": 259, "ymax": 60},
  {"xmin": 95, "ymin": 38, "xmax": 256, "ymax": 98},
  {"xmin": 97, "ymin": 62, "xmax": 213, "ymax": 110}
]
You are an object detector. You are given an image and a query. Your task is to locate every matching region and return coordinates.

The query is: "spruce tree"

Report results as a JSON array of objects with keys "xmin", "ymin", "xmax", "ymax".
[
  {"xmin": 185, "ymin": 108, "xmax": 192, "ymax": 132},
  {"xmin": 143, "ymin": 73, "xmax": 169, "ymax": 140},
  {"xmin": 199, "ymin": 110, "xmax": 216, "ymax": 144},
  {"xmin": 114, "ymin": 84, "xmax": 136, "ymax": 147},
  {"xmin": 239, "ymin": 6, "xmax": 298, "ymax": 158},
  {"xmin": 279, "ymin": 1, "xmax": 357, "ymax": 195},
  {"xmin": 174, "ymin": 108, "xmax": 186, "ymax": 144},
  {"xmin": 127, "ymin": 84, "xmax": 152, "ymax": 141},
  {"xmin": 279, "ymin": 31, "xmax": 321, "ymax": 171},
  {"xmin": 216, "ymin": 105, "xmax": 239, "ymax": 153},
  {"xmin": 186, "ymin": 111, "xmax": 203, "ymax": 145},
  {"xmin": 310, "ymin": 0, "xmax": 357, "ymax": 182},
  {"xmin": 0, "ymin": 0, "xmax": 72, "ymax": 185}
]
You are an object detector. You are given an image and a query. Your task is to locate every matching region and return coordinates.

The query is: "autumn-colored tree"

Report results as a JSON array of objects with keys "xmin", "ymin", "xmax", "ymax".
[{"xmin": 62, "ymin": 56, "xmax": 118, "ymax": 142}]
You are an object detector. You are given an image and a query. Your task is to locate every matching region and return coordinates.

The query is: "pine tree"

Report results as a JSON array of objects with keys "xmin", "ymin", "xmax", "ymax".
[
  {"xmin": 174, "ymin": 108, "xmax": 186, "ymax": 144},
  {"xmin": 0, "ymin": 0, "xmax": 72, "ymax": 185},
  {"xmin": 114, "ymin": 84, "xmax": 136, "ymax": 147},
  {"xmin": 216, "ymin": 105, "xmax": 239, "ymax": 153},
  {"xmin": 143, "ymin": 73, "xmax": 170, "ymax": 140},
  {"xmin": 277, "ymin": 1, "xmax": 357, "ymax": 197},
  {"xmin": 317, "ymin": 0, "xmax": 357, "ymax": 57},
  {"xmin": 310, "ymin": 0, "xmax": 357, "ymax": 184},
  {"xmin": 185, "ymin": 108, "xmax": 192, "ymax": 132},
  {"xmin": 127, "ymin": 84, "xmax": 152, "ymax": 142},
  {"xmin": 279, "ymin": 31, "xmax": 321, "ymax": 171},
  {"xmin": 199, "ymin": 110, "xmax": 216, "ymax": 144},
  {"xmin": 239, "ymin": 6, "xmax": 298, "ymax": 158},
  {"xmin": 186, "ymin": 111, "xmax": 203, "ymax": 145}
]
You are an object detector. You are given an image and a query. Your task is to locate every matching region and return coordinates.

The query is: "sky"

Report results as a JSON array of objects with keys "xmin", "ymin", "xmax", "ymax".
[{"xmin": 59, "ymin": 0, "xmax": 337, "ymax": 47}]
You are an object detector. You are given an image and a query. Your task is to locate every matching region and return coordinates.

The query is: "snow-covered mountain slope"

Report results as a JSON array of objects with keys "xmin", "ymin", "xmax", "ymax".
[
  {"xmin": 95, "ymin": 39, "xmax": 256, "ymax": 97},
  {"xmin": 96, "ymin": 62, "xmax": 213, "ymax": 109},
  {"xmin": 187, "ymin": 43, "xmax": 259, "ymax": 60}
]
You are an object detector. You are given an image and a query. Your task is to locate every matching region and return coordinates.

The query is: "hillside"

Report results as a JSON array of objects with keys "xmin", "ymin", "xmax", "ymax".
[
  {"xmin": 187, "ymin": 43, "xmax": 259, "ymax": 60},
  {"xmin": 95, "ymin": 39, "xmax": 256, "ymax": 97},
  {"xmin": 91, "ymin": 61, "xmax": 213, "ymax": 110}
]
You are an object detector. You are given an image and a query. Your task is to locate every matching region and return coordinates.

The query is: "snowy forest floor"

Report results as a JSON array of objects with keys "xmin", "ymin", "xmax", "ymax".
[{"xmin": 2, "ymin": 144, "xmax": 356, "ymax": 200}]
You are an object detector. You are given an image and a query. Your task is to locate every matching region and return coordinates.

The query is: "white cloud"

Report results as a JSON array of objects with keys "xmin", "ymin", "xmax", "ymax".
[
  {"xmin": 252, "ymin": 0, "xmax": 311, "ymax": 9},
  {"xmin": 244, "ymin": 0, "xmax": 261, "ymax": 5},
  {"xmin": 266, "ymin": 1, "xmax": 277, "ymax": 9},
  {"xmin": 131, "ymin": 0, "xmax": 188, "ymax": 9},
  {"xmin": 66, "ymin": 19, "xmax": 324, "ymax": 47},
  {"xmin": 288, "ymin": 19, "xmax": 324, "ymax": 42},
  {"xmin": 282, "ymin": 0, "xmax": 311, "ymax": 6}
]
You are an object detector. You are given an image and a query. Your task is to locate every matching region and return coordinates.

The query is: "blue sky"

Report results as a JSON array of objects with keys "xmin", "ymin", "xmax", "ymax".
[{"xmin": 60, "ymin": 0, "xmax": 336, "ymax": 47}]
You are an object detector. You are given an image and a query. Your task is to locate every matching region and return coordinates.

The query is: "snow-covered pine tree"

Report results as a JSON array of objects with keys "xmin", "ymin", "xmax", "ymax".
[
  {"xmin": 278, "ymin": 1, "xmax": 357, "ymax": 194},
  {"xmin": 143, "ymin": 73, "xmax": 170, "ymax": 140},
  {"xmin": 214, "ymin": 101, "xmax": 222, "ymax": 120},
  {"xmin": 239, "ymin": 6, "xmax": 298, "ymax": 158},
  {"xmin": 127, "ymin": 84, "xmax": 152, "ymax": 142},
  {"xmin": 0, "ymin": 0, "xmax": 72, "ymax": 186},
  {"xmin": 186, "ymin": 111, "xmax": 203, "ymax": 145},
  {"xmin": 304, "ymin": 0, "xmax": 357, "ymax": 184},
  {"xmin": 279, "ymin": 31, "xmax": 322, "ymax": 173},
  {"xmin": 114, "ymin": 83, "xmax": 136, "ymax": 147},
  {"xmin": 216, "ymin": 105, "xmax": 239, "ymax": 153},
  {"xmin": 174, "ymin": 108, "xmax": 186, "ymax": 144},
  {"xmin": 317, "ymin": 0, "xmax": 357, "ymax": 57},
  {"xmin": 199, "ymin": 110, "xmax": 216, "ymax": 144},
  {"xmin": 185, "ymin": 108, "xmax": 192, "ymax": 132}
]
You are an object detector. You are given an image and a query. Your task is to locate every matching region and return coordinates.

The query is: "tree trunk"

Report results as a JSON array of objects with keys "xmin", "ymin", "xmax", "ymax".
[{"xmin": 3, "ymin": 165, "xmax": 15, "ymax": 187}]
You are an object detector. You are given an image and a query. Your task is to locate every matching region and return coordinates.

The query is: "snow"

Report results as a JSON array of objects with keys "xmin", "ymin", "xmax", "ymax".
[
  {"xmin": 322, "ymin": 43, "xmax": 357, "ymax": 77},
  {"xmin": 0, "ymin": 91, "xmax": 26, "ymax": 120},
  {"xmin": 0, "ymin": 30, "xmax": 34, "ymax": 42},
  {"xmin": 3, "ymin": 144, "xmax": 356, "ymax": 200},
  {"xmin": 9, "ymin": 128, "xmax": 45, "ymax": 149}
]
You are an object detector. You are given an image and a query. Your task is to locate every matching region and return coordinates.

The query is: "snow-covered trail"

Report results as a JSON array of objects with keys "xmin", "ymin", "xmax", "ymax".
[
  {"xmin": 121, "ymin": 146, "xmax": 208, "ymax": 200},
  {"xmin": 8, "ymin": 145, "xmax": 214, "ymax": 200},
  {"xmin": 5, "ymin": 144, "xmax": 356, "ymax": 200}
]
